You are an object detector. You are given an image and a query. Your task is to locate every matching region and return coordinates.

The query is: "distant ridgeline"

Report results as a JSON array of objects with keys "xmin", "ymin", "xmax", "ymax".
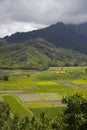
[{"xmin": 5, "ymin": 22, "xmax": 87, "ymax": 54}]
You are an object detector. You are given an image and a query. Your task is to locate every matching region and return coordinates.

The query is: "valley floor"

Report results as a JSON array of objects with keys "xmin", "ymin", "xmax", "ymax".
[{"xmin": 0, "ymin": 67, "xmax": 87, "ymax": 117}]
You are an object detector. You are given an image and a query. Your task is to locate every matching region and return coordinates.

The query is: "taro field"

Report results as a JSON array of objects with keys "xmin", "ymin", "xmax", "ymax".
[{"xmin": 0, "ymin": 67, "xmax": 87, "ymax": 118}]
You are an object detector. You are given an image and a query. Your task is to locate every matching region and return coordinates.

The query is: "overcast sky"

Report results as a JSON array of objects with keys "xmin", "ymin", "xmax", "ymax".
[{"xmin": 0, "ymin": 0, "xmax": 87, "ymax": 37}]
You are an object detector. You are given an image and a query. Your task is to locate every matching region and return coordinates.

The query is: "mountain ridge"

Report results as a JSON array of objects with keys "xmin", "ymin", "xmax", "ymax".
[
  {"xmin": 67, "ymin": 22, "xmax": 87, "ymax": 36},
  {"xmin": 4, "ymin": 22, "xmax": 87, "ymax": 54}
]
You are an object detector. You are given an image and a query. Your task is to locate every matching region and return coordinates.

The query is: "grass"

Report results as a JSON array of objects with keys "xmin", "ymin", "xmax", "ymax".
[
  {"xmin": 2, "ymin": 94, "xmax": 33, "ymax": 116},
  {"xmin": 72, "ymin": 80, "xmax": 87, "ymax": 84},
  {"xmin": 36, "ymin": 81, "xmax": 58, "ymax": 85},
  {"xmin": 0, "ymin": 84, "xmax": 19, "ymax": 90},
  {"xmin": 31, "ymin": 107, "xmax": 65, "ymax": 118},
  {"xmin": 26, "ymin": 101, "xmax": 54, "ymax": 108}
]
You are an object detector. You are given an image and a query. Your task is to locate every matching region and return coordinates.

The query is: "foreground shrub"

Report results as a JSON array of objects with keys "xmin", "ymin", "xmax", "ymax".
[{"xmin": 0, "ymin": 93, "xmax": 87, "ymax": 130}]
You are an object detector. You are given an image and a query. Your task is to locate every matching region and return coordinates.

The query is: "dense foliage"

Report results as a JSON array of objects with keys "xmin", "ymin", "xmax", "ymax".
[
  {"xmin": 0, "ymin": 102, "xmax": 54, "ymax": 130},
  {"xmin": 1, "ymin": 94, "xmax": 87, "ymax": 130},
  {"xmin": 62, "ymin": 93, "xmax": 87, "ymax": 130},
  {"xmin": 0, "ymin": 38, "xmax": 87, "ymax": 70}
]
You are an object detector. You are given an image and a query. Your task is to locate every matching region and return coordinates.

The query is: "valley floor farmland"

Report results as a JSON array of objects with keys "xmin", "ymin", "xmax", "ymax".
[{"xmin": 0, "ymin": 67, "xmax": 87, "ymax": 117}]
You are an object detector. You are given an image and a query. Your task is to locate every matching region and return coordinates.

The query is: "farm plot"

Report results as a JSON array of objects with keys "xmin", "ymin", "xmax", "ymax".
[
  {"xmin": 31, "ymin": 107, "xmax": 65, "ymax": 118},
  {"xmin": 39, "ymin": 93, "xmax": 62, "ymax": 101},
  {"xmin": 72, "ymin": 80, "xmax": 87, "ymax": 85},
  {"xmin": 23, "ymin": 87, "xmax": 50, "ymax": 93},
  {"xmin": 0, "ymin": 83, "xmax": 19, "ymax": 90},
  {"xmin": 36, "ymin": 81, "xmax": 60, "ymax": 90},
  {"xmin": 26, "ymin": 101, "xmax": 65, "ymax": 108},
  {"xmin": 36, "ymin": 81, "xmax": 58, "ymax": 85},
  {"xmin": 37, "ymin": 83, "xmax": 75, "ymax": 97},
  {"xmin": 36, "ymin": 80, "xmax": 75, "ymax": 96},
  {"xmin": 26, "ymin": 101, "xmax": 54, "ymax": 108},
  {"xmin": 50, "ymin": 84, "xmax": 75, "ymax": 96},
  {"xmin": 75, "ymin": 84, "xmax": 87, "ymax": 88},
  {"xmin": 35, "ymin": 71, "xmax": 59, "ymax": 81},
  {"xmin": 59, "ymin": 81, "xmax": 73, "ymax": 85},
  {"xmin": 15, "ymin": 93, "xmax": 42, "ymax": 101},
  {"xmin": 23, "ymin": 86, "xmax": 36, "ymax": 89},
  {"xmin": 3, "ymin": 94, "xmax": 33, "ymax": 116},
  {"xmin": 52, "ymin": 101, "xmax": 65, "ymax": 107},
  {"xmin": 0, "ymin": 90, "xmax": 23, "ymax": 94}
]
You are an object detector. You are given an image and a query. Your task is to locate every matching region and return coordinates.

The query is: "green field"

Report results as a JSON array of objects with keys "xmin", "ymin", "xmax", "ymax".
[
  {"xmin": 0, "ymin": 67, "xmax": 87, "ymax": 117},
  {"xmin": 31, "ymin": 107, "xmax": 65, "ymax": 118},
  {"xmin": 3, "ymin": 94, "xmax": 33, "ymax": 116}
]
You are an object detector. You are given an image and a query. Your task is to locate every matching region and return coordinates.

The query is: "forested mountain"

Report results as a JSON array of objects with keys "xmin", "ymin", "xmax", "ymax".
[
  {"xmin": 5, "ymin": 22, "xmax": 87, "ymax": 54},
  {"xmin": 0, "ymin": 38, "xmax": 87, "ymax": 70}
]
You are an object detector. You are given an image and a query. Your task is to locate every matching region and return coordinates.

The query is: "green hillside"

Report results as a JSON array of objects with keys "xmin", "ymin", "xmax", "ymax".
[{"xmin": 0, "ymin": 38, "xmax": 87, "ymax": 70}]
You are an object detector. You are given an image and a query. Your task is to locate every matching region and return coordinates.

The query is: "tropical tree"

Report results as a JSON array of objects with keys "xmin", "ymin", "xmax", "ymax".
[{"xmin": 62, "ymin": 93, "xmax": 87, "ymax": 130}]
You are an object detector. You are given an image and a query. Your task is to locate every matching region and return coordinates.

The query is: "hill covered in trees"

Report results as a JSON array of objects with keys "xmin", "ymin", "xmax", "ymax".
[{"xmin": 0, "ymin": 38, "xmax": 87, "ymax": 70}]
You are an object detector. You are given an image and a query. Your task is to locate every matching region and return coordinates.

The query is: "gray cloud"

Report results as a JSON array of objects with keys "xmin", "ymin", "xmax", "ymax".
[{"xmin": 0, "ymin": 0, "xmax": 87, "ymax": 37}]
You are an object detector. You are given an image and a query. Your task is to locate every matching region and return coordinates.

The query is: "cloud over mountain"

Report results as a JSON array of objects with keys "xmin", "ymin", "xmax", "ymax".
[{"xmin": 0, "ymin": 0, "xmax": 87, "ymax": 37}]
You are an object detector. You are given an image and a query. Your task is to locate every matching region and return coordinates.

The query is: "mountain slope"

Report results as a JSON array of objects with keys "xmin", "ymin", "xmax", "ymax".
[
  {"xmin": 5, "ymin": 22, "xmax": 87, "ymax": 54},
  {"xmin": 68, "ymin": 22, "xmax": 87, "ymax": 36},
  {"xmin": 0, "ymin": 38, "xmax": 87, "ymax": 70}
]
